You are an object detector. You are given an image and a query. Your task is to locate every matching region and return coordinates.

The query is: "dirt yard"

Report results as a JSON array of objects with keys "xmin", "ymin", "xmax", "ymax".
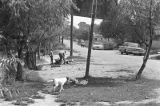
[{"xmin": 1, "ymin": 40, "xmax": 160, "ymax": 106}]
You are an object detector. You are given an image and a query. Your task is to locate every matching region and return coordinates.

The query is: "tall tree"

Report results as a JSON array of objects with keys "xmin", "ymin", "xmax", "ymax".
[
  {"xmin": 99, "ymin": 0, "xmax": 160, "ymax": 79},
  {"xmin": 120, "ymin": 0, "xmax": 160, "ymax": 79},
  {"xmin": 0, "ymin": 0, "xmax": 76, "ymax": 68}
]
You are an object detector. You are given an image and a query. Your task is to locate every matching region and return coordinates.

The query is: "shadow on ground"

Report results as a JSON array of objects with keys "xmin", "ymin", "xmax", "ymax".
[
  {"xmin": 106, "ymin": 69, "xmax": 135, "ymax": 73},
  {"xmin": 150, "ymin": 55, "xmax": 160, "ymax": 60},
  {"xmin": 67, "ymin": 56, "xmax": 87, "ymax": 63},
  {"xmin": 56, "ymin": 76, "xmax": 160, "ymax": 105}
]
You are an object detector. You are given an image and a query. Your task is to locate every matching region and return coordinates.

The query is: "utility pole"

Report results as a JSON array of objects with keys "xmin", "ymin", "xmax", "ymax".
[
  {"xmin": 85, "ymin": 0, "xmax": 97, "ymax": 78},
  {"xmin": 70, "ymin": 11, "xmax": 73, "ymax": 57}
]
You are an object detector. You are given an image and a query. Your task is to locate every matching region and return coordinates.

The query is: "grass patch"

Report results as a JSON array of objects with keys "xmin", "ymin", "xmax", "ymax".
[
  {"xmin": 2, "ymin": 81, "xmax": 45, "ymax": 102},
  {"xmin": 56, "ymin": 77, "xmax": 160, "ymax": 105}
]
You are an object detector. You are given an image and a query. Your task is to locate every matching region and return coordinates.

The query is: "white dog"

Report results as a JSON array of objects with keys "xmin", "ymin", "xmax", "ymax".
[{"xmin": 47, "ymin": 77, "xmax": 78, "ymax": 92}]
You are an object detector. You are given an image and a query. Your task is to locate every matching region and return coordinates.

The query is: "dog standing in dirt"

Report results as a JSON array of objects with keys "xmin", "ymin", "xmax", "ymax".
[{"xmin": 47, "ymin": 77, "xmax": 78, "ymax": 92}]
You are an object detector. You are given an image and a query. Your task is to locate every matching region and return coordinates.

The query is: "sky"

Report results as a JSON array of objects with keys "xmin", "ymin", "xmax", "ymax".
[{"xmin": 67, "ymin": 16, "xmax": 103, "ymax": 28}]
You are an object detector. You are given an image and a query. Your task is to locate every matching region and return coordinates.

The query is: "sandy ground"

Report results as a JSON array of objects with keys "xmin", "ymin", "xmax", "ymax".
[{"xmin": 1, "ymin": 39, "xmax": 160, "ymax": 106}]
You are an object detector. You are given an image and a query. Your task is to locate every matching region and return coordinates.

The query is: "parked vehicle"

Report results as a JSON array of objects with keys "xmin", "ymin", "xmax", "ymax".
[
  {"xmin": 103, "ymin": 43, "xmax": 117, "ymax": 50},
  {"xmin": 92, "ymin": 43, "xmax": 104, "ymax": 50},
  {"xmin": 119, "ymin": 42, "xmax": 145, "ymax": 56},
  {"xmin": 80, "ymin": 42, "xmax": 86, "ymax": 47}
]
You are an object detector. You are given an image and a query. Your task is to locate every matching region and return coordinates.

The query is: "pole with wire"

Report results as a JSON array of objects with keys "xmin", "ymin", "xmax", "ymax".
[{"xmin": 84, "ymin": 0, "xmax": 97, "ymax": 78}]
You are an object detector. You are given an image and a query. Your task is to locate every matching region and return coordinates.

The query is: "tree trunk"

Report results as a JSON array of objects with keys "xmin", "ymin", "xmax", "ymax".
[
  {"xmin": 62, "ymin": 36, "xmax": 64, "ymax": 44},
  {"xmin": 49, "ymin": 42, "xmax": 51, "ymax": 52},
  {"xmin": 37, "ymin": 42, "xmax": 41, "ymax": 59},
  {"xmin": 59, "ymin": 35, "xmax": 61, "ymax": 43},
  {"xmin": 136, "ymin": 39, "xmax": 152, "ymax": 79},
  {"xmin": 47, "ymin": 42, "xmax": 50, "ymax": 54},
  {"xmin": 4, "ymin": 44, "xmax": 7, "ymax": 57},
  {"xmin": 5, "ymin": 43, "xmax": 10, "ymax": 58},
  {"xmin": 16, "ymin": 62, "xmax": 23, "ymax": 81},
  {"xmin": 33, "ymin": 52, "xmax": 37, "ymax": 69},
  {"xmin": 17, "ymin": 47, "xmax": 22, "ymax": 58},
  {"xmin": 85, "ymin": 0, "xmax": 97, "ymax": 78},
  {"xmin": 108, "ymin": 37, "xmax": 110, "ymax": 41},
  {"xmin": 44, "ymin": 45, "xmax": 46, "ymax": 55},
  {"xmin": 136, "ymin": 0, "xmax": 153, "ymax": 79},
  {"xmin": 70, "ymin": 13, "xmax": 73, "ymax": 57},
  {"xmin": 24, "ymin": 51, "xmax": 37, "ymax": 70}
]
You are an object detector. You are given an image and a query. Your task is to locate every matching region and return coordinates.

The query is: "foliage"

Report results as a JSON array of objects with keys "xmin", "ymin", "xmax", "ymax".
[
  {"xmin": 99, "ymin": 0, "xmax": 160, "ymax": 45},
  {"xmin": 73, "ymin": 22, "xmax": 100, "ymax": 41},
  {"xmin": 0, "ymin": 0, "xmax": 76, "ymax": 57},
  {"xmin": 59, "ymin": 23, "xmax": 77, "ymax": 39},
  {"xmin": 121, "ymin": 0, "xmax": 160, "ymax": 79},
  {"xmin": 74, "ymin": 29, "xmax": 89, "ymax": 41},
  {"xmin": 122, "ymin": 0, "xmax": 160, "ymax": 44},
  {"xmin": 99, "ymin": 1, "xmax": 130, "ymax": 42},
  {"xmin": 99, "ymin": 0, "xmax": 160, "ymax": 79}
]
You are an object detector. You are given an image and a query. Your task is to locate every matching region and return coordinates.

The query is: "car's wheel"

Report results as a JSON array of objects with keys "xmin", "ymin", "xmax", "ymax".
[
  {"xmin": 139, "ymin": 53, "xmax": 144, "ymax": 56},
  {"xmin": 123, "ymin": 49, "xmax": 127, "ymax": 55},
  {"xmin": 126, "ymin": 52, "xmax": 129, "ymax": 55},
  {"xmin": 121, "ymin": 52, "xmax": 123, "ymax": 54}
]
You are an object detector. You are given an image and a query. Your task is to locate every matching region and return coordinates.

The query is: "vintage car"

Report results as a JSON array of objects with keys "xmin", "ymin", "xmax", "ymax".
[
  {"xmin": 92, "ymin": 43, "xmax": 104, "ymax": 50},
  {"xmin": 80, "ymin": 42, "xmax": 86, "ymax": 47},
  {"xmin": 119, "ymin": 42, "xmax": 145, "ymax": 56}
]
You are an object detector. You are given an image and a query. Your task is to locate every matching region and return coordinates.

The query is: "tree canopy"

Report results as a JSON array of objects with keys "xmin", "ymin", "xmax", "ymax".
[
  {"xmin": 0, "ymin": 0, "xmax": 76, "ymax": 57},
  {"xmin": 99, "ymin": 0, "xmax": 160, "ymax": 45}
]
